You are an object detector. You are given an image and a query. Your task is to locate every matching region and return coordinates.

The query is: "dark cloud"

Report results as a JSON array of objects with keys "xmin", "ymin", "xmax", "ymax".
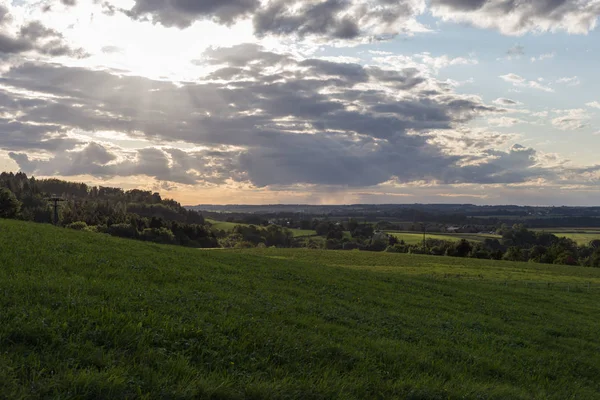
[
  {"xmin": 2, "ymin": 44, "xmax": 558, "ymax": 188},
  {"xmin": 108, "ymin": 0, "xmax": 600, "ymax": 39},
  {"xmin": 253, "ymin": 0, "xmax": 360, "ymax": 40},
  {"xmin": 124, "ymin": 0, "xmax": 260, "ymax": 28},
  {"xmin": 0, "ymin": 15, "xmax": 87, "ymax": 58},
  {"xmin": 111, "ymin": 0, "xmax": 425, "ymax": 40}
]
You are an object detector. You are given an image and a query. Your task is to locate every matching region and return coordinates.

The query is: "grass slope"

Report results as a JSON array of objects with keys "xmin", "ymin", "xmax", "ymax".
[{"xmin": 1, "ymin": 220, "xmax": 600, "ymax": 399}]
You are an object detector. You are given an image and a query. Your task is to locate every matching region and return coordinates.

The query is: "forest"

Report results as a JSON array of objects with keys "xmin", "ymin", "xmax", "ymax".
[{"xmin": 0, "ymin": 172, "xmax": 218, "ymax": 248}]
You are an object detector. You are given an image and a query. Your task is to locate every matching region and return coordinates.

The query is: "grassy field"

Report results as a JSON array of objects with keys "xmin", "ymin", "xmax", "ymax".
[
  {"xmin": 2, "ymin": 220, "xmax": 600, "ymax": 399},
  {"xmin": 385, "ymin": 231, "xmax": 501, "ymax": 245},
  {"xmin": 532, "ymin": 228, "xmax": 600, "ymax": 245},
  {"xmin": 206, "ymin": 218, "xmax": 316, "ymax": 237}
]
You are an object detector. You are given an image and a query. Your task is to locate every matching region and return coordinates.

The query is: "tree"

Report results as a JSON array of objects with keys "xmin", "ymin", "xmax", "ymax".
[{"xmin": 0, "ymin": 188, "xmax": 21, "ymax": 218}]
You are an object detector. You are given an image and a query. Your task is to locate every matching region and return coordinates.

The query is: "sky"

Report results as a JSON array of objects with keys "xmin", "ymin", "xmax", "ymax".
[{"xmin": 1, "ymin": 0, "xmax": 600, "ymax": 206}]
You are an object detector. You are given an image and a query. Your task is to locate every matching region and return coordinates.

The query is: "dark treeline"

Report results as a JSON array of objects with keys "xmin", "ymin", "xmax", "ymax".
[
  {"xmin": 0, "ymin": 172, "xmax": 219, "ymax": 248},
  {"xmin": 197, "ymin": 204, "xmax": 600, "ymax": 229}
]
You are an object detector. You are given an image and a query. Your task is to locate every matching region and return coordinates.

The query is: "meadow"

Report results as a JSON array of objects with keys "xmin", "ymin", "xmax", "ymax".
[
  {"xmin": 1, "ymin": 219, "xmax": 600, "ymax": 399},
  {"xmin": 206, "ymin": 218, "xmax": 316, "ymax": 237},
  {"xmin": 532, "ymin": 228, "xmax": 600, "ymax": 245},
  {"xmin": 385, "ymin": 231, "xmax": 501, "ymax": 244}
]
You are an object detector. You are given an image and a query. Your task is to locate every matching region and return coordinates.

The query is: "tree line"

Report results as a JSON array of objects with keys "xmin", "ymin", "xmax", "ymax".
[{"xmin": 0, "ymin": 172, "xmax": 218, "ymax": 248}]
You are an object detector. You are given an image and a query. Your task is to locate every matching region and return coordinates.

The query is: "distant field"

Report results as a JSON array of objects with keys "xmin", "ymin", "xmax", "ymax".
[
  {"xmin": 532, "ymin": 228, "xmax": 600, "ymax": 245},
  {"xmin": 205, "ymin": 218, "xmax": 242, "ymax": 231},
  {"xmin": 385, "ymin": 231, "xmax": 501, "ymax": 244},
  {"xmin": 3, "ymin": 220, "xmax": 600, "ymax": 399},
  {"xmin": 206, "ymin": 218, "xmax": 316, "ymax": 237}
]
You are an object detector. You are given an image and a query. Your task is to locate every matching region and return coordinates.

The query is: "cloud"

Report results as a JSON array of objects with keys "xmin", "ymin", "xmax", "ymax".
[
  {"xmin": 5, "ymin": 44, "xmax": 560, "ymax": 189},
  {"xmin": 586, "ymin": 101, "xmax": 600, "ymax": 109},
  {"xmin": 0, "ymin": 6, "xmax": 86, "ymax": 58},
  {"xmin": 500, "ymin": 73, "xmax": 554, "ymax": 92},
  {"xmin": 253, "ymin": 0, "xmax": 428, "ymax": 41},
  {"xmin": 124, "ymin": 0, "xmax": 260, "ymax": 28},
  {"xmin": 371, "ymin": 52, "xmax": 478, "ymax": 76},
  {"xmin": 117, "ymin": 0, "xmax": 429, "ymax": 41},
  {"xmin": 551, "ymin": 109, "xmax": 589, "ymax": 131},
  {"xmin": 430, "ymin": 0, "xmax": 600, "ymax": 36},
  {"xmin": 492, "ymin": 97, "xmax": 523, "ymax": 107},
  {"xmin": 556, "ymin": 76, "xmax": 581, "ymax": 86},
  {"xmin": 506, "ymin": 44, "xmax": 524, "ymax": 58},
  {"xmin": 487, "ymin": 116, "xmax": 525, "ymax": 127},
  {"xmin": 530, "ymin": 52, "xmax": 555, "ymax": 62},
  {"xmin": 108, "ymin": 0, "xmax": 600, "ymax": 40}
]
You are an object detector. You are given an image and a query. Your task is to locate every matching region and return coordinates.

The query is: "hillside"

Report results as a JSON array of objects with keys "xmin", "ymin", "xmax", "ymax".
[{"xmin": 1, "ymin": 220, "xmax": 600, "ymax": 399}]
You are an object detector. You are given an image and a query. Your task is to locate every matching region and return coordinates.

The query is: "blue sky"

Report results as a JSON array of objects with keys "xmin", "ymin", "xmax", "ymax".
[{"xmin": 1, "ymin": 0, "xmax": 600, "ymax": 205}]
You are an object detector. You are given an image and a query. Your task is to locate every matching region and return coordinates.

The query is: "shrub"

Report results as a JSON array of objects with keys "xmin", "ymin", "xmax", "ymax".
[
  {"xmin": 107, "ymin": 223, "xmax": 138, "ymax": 239},
  {"xmin": 0, "ymin": 188, "xmax": 20, "ymax": 218},
  {"xmin": 140, "ymin": 228, "xmax": 176, "ymax": 244},
  {"xmin": 66, "ymin": 221, "xmax": 88, "ymax": 231}
]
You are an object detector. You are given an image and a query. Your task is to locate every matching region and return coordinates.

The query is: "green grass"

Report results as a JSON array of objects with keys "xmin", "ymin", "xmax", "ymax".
[
  {"xmin": 206, "ymin": 218, "xmax": 316, "ymax": 237},
  {"xmin": 386, "ymin": 231, "xmax": 501, "ymax": 244},
  {"xmin": 2, "ymin": 219, "xmax": 600, "ymax": 399},
  {"xmin": 532, "ymin": 228, "xmax": 600, "ymax": 245},
  {"xmin": 206, "ymin": 218, "xmax": 243, "ymax": 231}
]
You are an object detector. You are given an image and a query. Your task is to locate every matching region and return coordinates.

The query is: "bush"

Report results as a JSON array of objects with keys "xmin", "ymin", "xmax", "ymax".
[
  {"xmin": 234, "ymin": 241, "xmax": 255, "ymax": 249},
  {"xmin": 140, "ymin": 228, "xmax": 176, "ymax": 244},
  {"xmin": 0, "ymin": 188, "xmax": 21, "ymax": 219},
  {"xmin": 107, "ymin": 223, "xmax": 138, "ymax": 239},
  {"xmin": 554, "ymin": 252, "xmax": 578, "ymax": 266},
  {"xmin": 66, "ymin": 221, "xmax": 88, "ymax": 231},
  {"xmin": 342, "ymin": 241, "xmax": 360, "ymax": 251},
  {"xmin": 385, "ymin": 244, "xmax": 408, "ymax": 253},
  {"xmin": 325, "ymin": 239, "xmax": 342, "ymax": 250}
]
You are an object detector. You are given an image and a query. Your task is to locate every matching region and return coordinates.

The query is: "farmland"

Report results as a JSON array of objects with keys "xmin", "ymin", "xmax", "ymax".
[
  {"xmin": 206, "ymin": 218, "xmax": 316, "ymax": 237},
  {"xmin": 532, "ymin": 228, "xmax": 600, "ymax": 245},
  {"xmin": 2, "ymin": 219, "xmax": 600, "ymax": 399},
  {"xmin": 387, "ymin": 228, "xmax": 600, "ymax": 246},
  {"xmin": 385, "ymin": 231, "xmax": 501, "ymax": 244}
]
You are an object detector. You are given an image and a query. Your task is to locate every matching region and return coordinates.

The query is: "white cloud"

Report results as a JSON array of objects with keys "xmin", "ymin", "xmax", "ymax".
[
  {"xmin": 556, "ymin": 76, "xmax": 581, "ymax": 86},
  {"xmin": 500, "ymin": 73, "xmax": 554, "ymax": 92},
  {"xmin": 430, "ymin": 0, "xmax": 600, "ymax": 36},
  {"xmin": 492, "ymin": 98, "xmax": 523, "ymax": 107},
  {"xmin": 487, "ymin": 116, "xmax": 525, "ymax": 127},
  {"xmin": 372, "ymin": 52, "xmax": 478, "ymax": 76},
  {"xmin": 586, "ymin": 101, "xmax": 600, "ymax": 109},
  {"xmin": 531, "ymin": 52, "xmax": 556, "ymax": 62},
  {"xmin": 551, "ymin": 109, "xmax": 590, "ymax": 131},
  {"xmin": 530, "ymin": 52, "xmax": 555, "ymax": 62}
]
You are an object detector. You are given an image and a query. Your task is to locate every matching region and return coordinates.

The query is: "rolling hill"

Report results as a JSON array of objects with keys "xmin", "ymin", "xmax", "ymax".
[{"xmin": 1, "ymin": 219, "xmax": 600, "ymax": 399}]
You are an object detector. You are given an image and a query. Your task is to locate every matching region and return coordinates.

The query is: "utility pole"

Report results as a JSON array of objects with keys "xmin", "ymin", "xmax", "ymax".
[{"xmin": 47, "ymin": 195, "xmax": 65, "ymax": 225}]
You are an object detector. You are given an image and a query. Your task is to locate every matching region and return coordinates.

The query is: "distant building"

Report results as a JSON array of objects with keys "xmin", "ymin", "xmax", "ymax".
[{"xmin": 447, "ymin": 226, "xmax": 460, "ymax": 232}]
